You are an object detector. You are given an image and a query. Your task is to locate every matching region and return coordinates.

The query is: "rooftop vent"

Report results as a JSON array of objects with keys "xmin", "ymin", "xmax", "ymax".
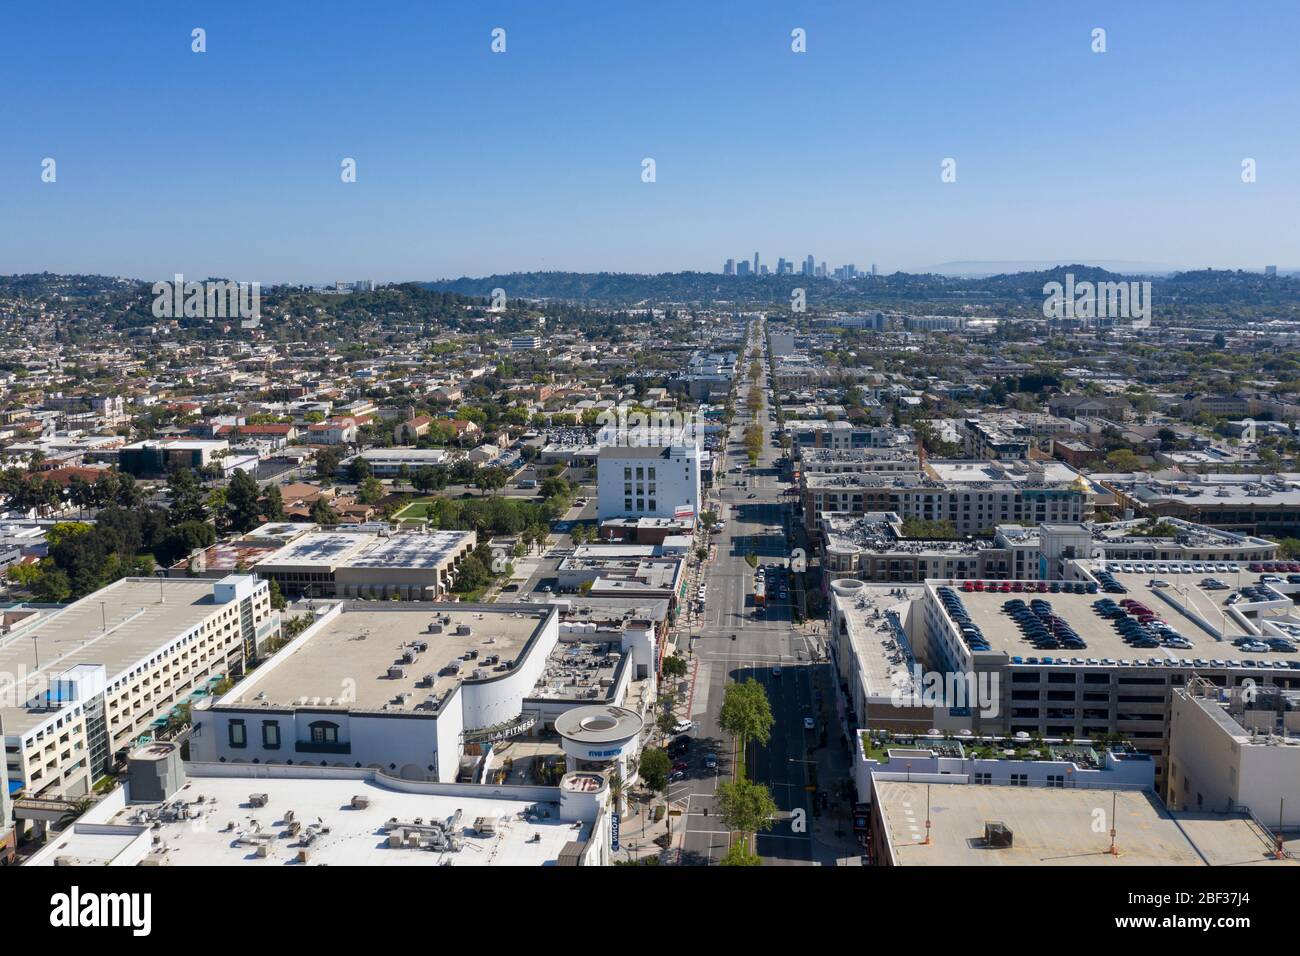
[{"xmin": 984, "ymin": 821, "xmax": 1013, "ymax": 848}]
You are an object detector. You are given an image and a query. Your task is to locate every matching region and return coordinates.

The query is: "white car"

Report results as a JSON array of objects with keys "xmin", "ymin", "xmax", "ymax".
[
  {"xmin": 672, "ymin": 719, "xmax": 695, "ymax": 734},
  {"xmin": 803, "ymin": 717, "xmax": 815, "ymax": 731}
]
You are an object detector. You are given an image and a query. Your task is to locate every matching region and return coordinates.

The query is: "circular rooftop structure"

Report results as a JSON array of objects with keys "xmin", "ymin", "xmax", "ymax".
[
  {"xmin": 555, "ymin": 705, "xmax": 643, "ymax": 745},
  {"xmin": 830, "ymin": 578, "xmax": 867, "ymax": 597},
  {"xmin": 555, "ymin": 705, "xmax": 643, "ymax": 765}
]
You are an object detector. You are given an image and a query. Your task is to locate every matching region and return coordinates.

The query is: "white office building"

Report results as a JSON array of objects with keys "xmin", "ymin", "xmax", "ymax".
[{"xmin": 597, "ymin": 444, "xmax": 701, "ymax": 522}]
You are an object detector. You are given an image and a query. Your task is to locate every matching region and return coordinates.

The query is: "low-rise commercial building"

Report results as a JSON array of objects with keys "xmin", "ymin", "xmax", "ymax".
[
  {"xmin": 869, "ymin": 779, "xmax": 1295, "ymax": 866},
  {"xmin": 254, "ymin": 528, "xmax": 476, "ymax": 600},
  {"xmin": 1108, "ymin": 473, "xmax": 1300, "ymax": 538},
  {"xmin": 118, "ymin": 438, "xmax": 231, "ymax": 478},
  {"xmin": 803, "ymin": 460, "xmax": 1093, "ymax": 538},
  {"xmin": 1168, "ymin": 680, "xmax": 1300, "ymax": 828},
  {"xmin": 25, "ymin": 748, "xmax": 613, "ymax": 866},
  {"xmin": 192, "ymin": 602, "xmax": 561, "ymax": 784},
  {"xmin": 822, "ymin": 512, "xmax": 1009, "ymax": 582},
  {"xmin": 345, "ymin": 447, "xmax": 450, "ymax": 477}
]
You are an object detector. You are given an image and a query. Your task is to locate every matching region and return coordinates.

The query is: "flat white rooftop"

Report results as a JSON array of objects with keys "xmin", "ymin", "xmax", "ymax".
[
  {"xmin": 228, "ymin": 605, "xmax": 550, "ymax": 711},
  {"xmin": 256, "ymin": 529, "xmax": 474, "ymax": 572},
  {"xmin": 31, "ymin": 771, "xmax": 591, "ymax": 867},
  {"xmin": 833, "ymin": 583, "xmax": 924, "ymax": 698}
]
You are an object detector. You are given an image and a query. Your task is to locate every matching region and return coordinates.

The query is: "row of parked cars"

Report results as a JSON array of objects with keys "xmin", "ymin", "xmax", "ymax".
[
  {"xmin": 1227, "ymin": 583, "xmax": 1287, "ymax": 605},
  {"xmin": 1112, "ymin": 561, "xmax": 1241, "ymax": 575},
  {"xmin": 1232, "ymin": 635, "xmax": 1297, "ymax": 654},
  {"xmin": 1094, "ymin": 569, "xmax": 1128, "ymax": 594},
  {"xmin": 938, "ymin": 586, "xmax": 989, "ymax": 651},
  {"xmin": 1249, "ymin": 562, "xmax": 1300, "ymax": 573},
  {"xmin": 1093, "ymin": 597, "xmax": 1194, "ymax": 650},
  {"xmin": 958, "ymin": 580, "xmax": 1097, "ymax": 595},
  {"xmin": 1003, "ymin": 598, "xmax": 1087, "ymax": 651},
  {"xmin": 1009, "ymin": 654, "xmax": 1300, "ymax": 669}
]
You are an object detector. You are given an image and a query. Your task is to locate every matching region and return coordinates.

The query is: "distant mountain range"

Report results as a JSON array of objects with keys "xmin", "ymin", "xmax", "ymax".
[
  {"xmin": 928, "ymin": 260, "xmax": 1179, "ymax": 277},
  {"xmin": 2, "ymin": 268, "xmax": 1296, "ymax": 322}
]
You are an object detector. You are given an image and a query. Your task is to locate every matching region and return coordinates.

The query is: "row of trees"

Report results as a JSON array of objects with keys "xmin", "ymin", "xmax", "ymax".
[
  {"xmin": 636, "ymin": 676, "xmax": 779, "ymax": 864},
  {"xmin": 418, "ymin": 494, "xmax": 561, "ymax": 540},
  {"xmin": 9, "ymin": 506, "xmax": 216, "ymax": 602}
]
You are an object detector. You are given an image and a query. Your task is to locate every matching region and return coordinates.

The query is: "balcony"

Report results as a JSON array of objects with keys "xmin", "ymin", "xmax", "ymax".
[{"xmin": 295, "ymin": 740, "xmax": 351, "ymax": 755}]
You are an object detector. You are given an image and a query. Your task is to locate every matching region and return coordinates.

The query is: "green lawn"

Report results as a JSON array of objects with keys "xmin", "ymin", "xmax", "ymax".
[{"xmin": 392, "ymin": 498, "xmax": 439, "ymax": 520}]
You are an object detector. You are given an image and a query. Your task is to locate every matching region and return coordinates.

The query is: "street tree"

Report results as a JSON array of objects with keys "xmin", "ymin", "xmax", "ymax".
[
  {"xmin": 662, "ymin": 654, "xmax": 688, "ymax": 680},
  {"xmin": 718, "ymin": 678, "xmax": 774, "ymax": 753},
  {"xmin": 717, "ymin": 778, "xmax": 778, "ymax": 844},
  {"xmin": 638, "ymin": 747, "xmax": 670, "ymax": 794}
]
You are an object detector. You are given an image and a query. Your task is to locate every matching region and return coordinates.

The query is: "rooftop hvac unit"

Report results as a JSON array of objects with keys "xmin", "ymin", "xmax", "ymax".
[
  {"xmin": 984, "ymin": 821, "xmax": 1014, "ymax": 848},
  {"xmin": 351, "ymin": 795, "xmax": 371, "ymax": 809},
  {"xmin": 429, "ymin": 623, "xmax": 443, "ymax": 634},
  {"xmin": 456, "ymin": 624, "xmax": 472, "ymax": 636},
  {"xmin": 388, "ymin": 666, "xmax": 407, "ymax": 680},
  {"xmin": 249, "ymin": 793, "xmax": 269, "ymax": 808}
]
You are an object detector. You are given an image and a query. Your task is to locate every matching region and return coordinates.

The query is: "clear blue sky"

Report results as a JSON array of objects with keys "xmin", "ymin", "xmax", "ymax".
[{"xmin": 1, "ymin": 0, "xmax": 1296, "ymax": 282}]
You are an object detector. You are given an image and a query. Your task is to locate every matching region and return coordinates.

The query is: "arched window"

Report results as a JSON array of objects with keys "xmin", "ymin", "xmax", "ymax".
[{"xmin": 309, "ymin": 721, "xmax": 339, "ymax": 745}]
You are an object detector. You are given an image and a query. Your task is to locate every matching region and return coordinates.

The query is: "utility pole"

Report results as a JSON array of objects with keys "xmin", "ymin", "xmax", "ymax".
[{"xmin": 1107, "ymin": 791, "xmax": 1119, "ymax": 856}]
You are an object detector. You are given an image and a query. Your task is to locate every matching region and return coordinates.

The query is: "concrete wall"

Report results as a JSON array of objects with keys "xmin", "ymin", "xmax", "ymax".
[{"xmin": 1168, "ymin": 691, "xmax": 1300, "ymax": 825}]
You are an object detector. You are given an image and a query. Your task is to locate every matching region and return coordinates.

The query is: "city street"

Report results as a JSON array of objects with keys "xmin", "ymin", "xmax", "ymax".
[{"xmin": 675, "ymin": 320, "xmax": 858, "ymax": 866}]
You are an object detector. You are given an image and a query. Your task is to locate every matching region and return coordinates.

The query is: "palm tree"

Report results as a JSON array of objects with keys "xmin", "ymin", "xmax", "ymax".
[
  {"xmin": 608, "ymin": 769, "xmax": 625, "ymax": 815},
  {"xmin": 57, "ymin": 796, "xmax": 95, "ymax": 830}
]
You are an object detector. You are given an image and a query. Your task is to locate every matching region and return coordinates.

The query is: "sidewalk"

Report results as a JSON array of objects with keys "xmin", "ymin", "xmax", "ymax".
[
  {"xmin": 806, "ymin": 664, "xmax": 865, "ymax": 866},
  {"xmin": 611, "ymin": 653, "xmax": 702, "ymax": 865}
]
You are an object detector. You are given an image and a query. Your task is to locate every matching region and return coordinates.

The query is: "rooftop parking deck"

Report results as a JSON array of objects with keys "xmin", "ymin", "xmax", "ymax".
[
  {"xmin": 941, "ymin": 572, "xmax": 1294, "ymax": 671},
  {"xmin": 0, "ymin": 578, "xmax": 233, "ymax": 736}
]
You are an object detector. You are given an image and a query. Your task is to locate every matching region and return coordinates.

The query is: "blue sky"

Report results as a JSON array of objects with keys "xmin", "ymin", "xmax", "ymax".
[{"xmin": 1, "ymin": 0, "xmax": 1296, "ymax": 282}]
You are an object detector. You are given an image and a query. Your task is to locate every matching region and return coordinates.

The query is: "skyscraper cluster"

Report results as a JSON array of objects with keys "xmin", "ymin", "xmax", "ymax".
[{"xmin": 721, "ymin": 253, "xmax": 874, "ymax": 280}]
